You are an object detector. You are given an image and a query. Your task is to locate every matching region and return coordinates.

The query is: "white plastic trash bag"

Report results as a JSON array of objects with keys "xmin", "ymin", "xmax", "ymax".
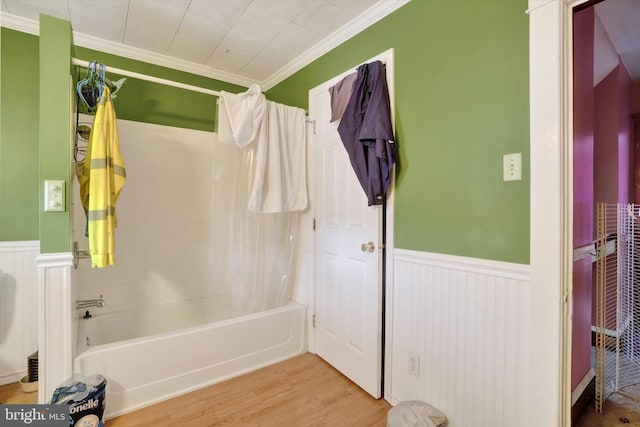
[{"xmin": 387, "ymin": 400, "xmax": 447, "ymax": 427}]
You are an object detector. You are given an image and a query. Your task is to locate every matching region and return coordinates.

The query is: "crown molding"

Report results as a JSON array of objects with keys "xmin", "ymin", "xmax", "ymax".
[
  {"xmin": 261, "ymin": 0, "xmax": 411, "ymax": 90},
  {"xmin": 0, "ymin": 11, "xmax": 40, "ymax": 35},
  {"xmin": 0, "ymin": 11, "xmax": 256, "ymax": 89},
  {"xmin": 1, "ymin": 0, "xmax": 411, "ymax": 92},
  {"xmin": 73, "ymin": 32, "xmax": 258, "ymax": 88}
]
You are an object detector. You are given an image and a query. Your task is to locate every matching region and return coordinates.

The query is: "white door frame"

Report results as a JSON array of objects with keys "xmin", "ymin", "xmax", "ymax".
[
  {"xmin": 307, "ymin": 48, "xmax": 396, "ymax": 400},
  {"xmin": 528, "ymin": 1, "xmax": 588, "ymax": 426}
]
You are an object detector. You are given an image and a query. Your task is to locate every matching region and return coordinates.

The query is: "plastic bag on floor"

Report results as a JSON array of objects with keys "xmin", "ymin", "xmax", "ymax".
[
  {"xmin": 50, "ymin": 373, "xmax": 106, "ymax": 427},
  {"xmin": 387, "ymin": 400, "xmax": 447, "ymax": 427}
]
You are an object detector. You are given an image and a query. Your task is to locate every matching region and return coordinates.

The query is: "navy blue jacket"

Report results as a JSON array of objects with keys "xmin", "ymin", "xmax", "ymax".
[{"xmin": 337, "ymin": 60, "xmax": 396, "ymax": 206}]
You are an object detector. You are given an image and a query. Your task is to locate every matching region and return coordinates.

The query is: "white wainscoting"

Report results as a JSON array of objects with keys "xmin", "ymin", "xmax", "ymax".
[
  {"xmin": 390, "ymin": 249, "xmax": 532, "ymax": 427},
  {"xmin": 0, "ymin": 241, "xmax": 40, "ymax": 385},
  {"xmin": 37, "ymin": 252, "xmax": 74, "ymax": 403}
]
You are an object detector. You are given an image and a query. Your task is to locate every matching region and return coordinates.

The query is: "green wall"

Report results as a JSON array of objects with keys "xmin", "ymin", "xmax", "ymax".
[
  {"xmin": 268, "ymin": 0, "xmax": 530, "ymax": 263},
  {"xmin": 73, "ymin": 47, "xmax": 246, "ymax": 132},
  {"xmin": 0, "ymin": 29, "xmax": 40, "ymax": 241},
  {"xmin": 38, "ymin": 15, "xmax": 74, "ymax": 253},
  {"xmin": 0, "ymin": 25, "xmax": 245, "ymax": 248},
  {"xmin": 2, "ymin": 1, "xmax": 530, "ymax": 263}
]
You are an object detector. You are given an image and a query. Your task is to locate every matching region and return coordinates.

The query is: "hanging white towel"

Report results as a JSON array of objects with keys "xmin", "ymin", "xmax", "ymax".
[
  {"xmin": 219, "ymin": 84, "xmax": 308, "ymax": 213},
  {"xmin": 219, "ymin": 84, "xmax": 266, "ymax": 148},
  {"xmin": 216, "ymin": 97, "xmax": 234, "ymax": 144},
  {"xmin": 248, "ymin": 101, "xmax": 307, "ymax": 213}
]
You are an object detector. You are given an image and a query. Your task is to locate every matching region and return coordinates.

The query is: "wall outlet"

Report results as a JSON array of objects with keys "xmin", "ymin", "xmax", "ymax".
[
  {"xmin": 503, "ymin": 152, "xmax": 522, "ymax": 181},
  {"xmin": 408, "ymin": 352, "xmax": 420, "ymax": 377}
]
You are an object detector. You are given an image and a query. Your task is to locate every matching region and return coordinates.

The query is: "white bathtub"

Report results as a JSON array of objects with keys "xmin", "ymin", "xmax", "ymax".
[
  {"xmin": 75, "ymin": 297, "xmax": 239, "ymax": 351},
  {"xmin": 73, "ymin": 301, "xmax": 306, "ymax": 419}
]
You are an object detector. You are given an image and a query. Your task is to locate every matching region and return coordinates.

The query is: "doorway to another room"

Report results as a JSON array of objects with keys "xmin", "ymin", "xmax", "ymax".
[{"xmin": 572, "ymin": 0, "xmax": 640, "ymax": 424}]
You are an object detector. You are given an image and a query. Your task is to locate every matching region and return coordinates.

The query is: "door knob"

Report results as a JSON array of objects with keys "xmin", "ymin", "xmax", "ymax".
[{"xmin": 361, "ymin": 241, "xmax": 375, "ymax": 253}]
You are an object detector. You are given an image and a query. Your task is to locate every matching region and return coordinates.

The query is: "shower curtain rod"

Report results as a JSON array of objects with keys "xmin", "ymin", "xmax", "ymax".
[
  {"xmin": 71, "ymin": 58, "xmax": 316, "ymax": 123},
  {"xmin": 72, "ymin": 58, "xmax": 222, "ymax": 97}
]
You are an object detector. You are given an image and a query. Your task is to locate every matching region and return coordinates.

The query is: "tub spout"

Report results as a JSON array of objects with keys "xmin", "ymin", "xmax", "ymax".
[{"xmin": 76, "ymin": 298, "xmax": 105, "ymax": 310}]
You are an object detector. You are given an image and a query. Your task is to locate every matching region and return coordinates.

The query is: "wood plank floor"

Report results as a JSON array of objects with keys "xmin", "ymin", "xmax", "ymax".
[
  {"xmin": 0, "ymin": 353, "xmax": 390, "ymax": 426},
  {"xmin": 107, "ymin": 352, "xmax": 390, "ymax": 427},
  {"xmin": 0, "ymin": 380, "xmax": 38, "ymax": 405}
]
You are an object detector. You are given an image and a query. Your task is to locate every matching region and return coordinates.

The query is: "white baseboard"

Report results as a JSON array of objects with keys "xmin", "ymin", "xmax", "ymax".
[
  {"xmin": 572, "ymin": 368, "xmax": 595, "ymax": 406},
  {"xmin": 0, "ymin": 372, "xmax": 26, "ymax": 387}
]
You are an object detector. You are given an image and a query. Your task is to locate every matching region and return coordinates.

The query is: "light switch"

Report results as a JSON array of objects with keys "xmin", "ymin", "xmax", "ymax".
[
  {"xmin": 503, "ymin": 153, "xmax": 522, "ymax": 181},
  {"xmin": 44, "ymin": 180, "xmax": 65, "ymax": 212}
]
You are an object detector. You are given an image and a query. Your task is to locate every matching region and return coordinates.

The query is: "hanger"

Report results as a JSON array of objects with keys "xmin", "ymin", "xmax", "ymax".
[
  {"xmin": 76, "ymin": 61, "xmax": 126, "ymax": 112},
  {"xmin": 76, "ymin": 61, "xmax": 102, "ymax": 112}
]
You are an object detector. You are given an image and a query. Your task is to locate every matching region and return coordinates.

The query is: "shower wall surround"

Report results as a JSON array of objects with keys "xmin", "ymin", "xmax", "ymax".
[{"xmin": 72, "ymin": 118, "xmax": 231, "ymax": 313}]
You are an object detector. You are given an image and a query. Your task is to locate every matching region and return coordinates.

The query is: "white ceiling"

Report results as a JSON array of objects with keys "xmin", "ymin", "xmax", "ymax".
[
  {"xmin": 0, "ymin": 0, "xmax": 407, "ymax": 88},
  {"xmin": 1, "ymin": 0, "xmax": 637, "ymax": 89},
  {"xmin": 595, "ymin": 0, "xmax": 640, "ymax": 81}
]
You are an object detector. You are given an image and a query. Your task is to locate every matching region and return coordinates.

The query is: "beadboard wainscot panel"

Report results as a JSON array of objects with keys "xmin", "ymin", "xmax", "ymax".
[
  {"xmin": 390, "ymin": 249, "xmax": 532, "ymax": 427},
  {"xmin": 36, "ymin": 252, "xmax": 73, "ymax": 403},
  {"xmin": 0, "ymin": 241, "xmax": 40, "ymax": 386}
]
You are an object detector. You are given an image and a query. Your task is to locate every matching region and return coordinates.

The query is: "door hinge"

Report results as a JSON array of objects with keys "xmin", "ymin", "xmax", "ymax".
[
  {"xmin": 312, "ymin": 314, "xmax": 316, "ymax": 328},
  {"xmin": 313, "ymin": 218, "xmax": 316, "ymax": 231}
]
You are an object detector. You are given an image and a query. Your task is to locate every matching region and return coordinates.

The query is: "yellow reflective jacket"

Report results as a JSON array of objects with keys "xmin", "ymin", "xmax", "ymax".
[{"xmin": 78, "ymin": 86, "xmax": 126, "ymax": 268}]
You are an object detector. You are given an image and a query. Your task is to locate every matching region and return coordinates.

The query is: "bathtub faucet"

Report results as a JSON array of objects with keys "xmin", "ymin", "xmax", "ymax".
[{"xmin": 75, "ymin": 298, "xmax": 105, "ymax": 310}]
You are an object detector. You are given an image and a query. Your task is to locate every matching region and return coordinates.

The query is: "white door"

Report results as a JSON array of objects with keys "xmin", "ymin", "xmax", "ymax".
[{"xmin": 309, "ymin": 60, "xmax": 390, "ymax": 398}]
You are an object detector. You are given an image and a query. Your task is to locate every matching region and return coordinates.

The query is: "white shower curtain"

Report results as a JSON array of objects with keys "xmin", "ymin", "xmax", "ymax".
[{"xmin": 213, "ymin": 139, "xmax": 300, "ymax": 316}]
